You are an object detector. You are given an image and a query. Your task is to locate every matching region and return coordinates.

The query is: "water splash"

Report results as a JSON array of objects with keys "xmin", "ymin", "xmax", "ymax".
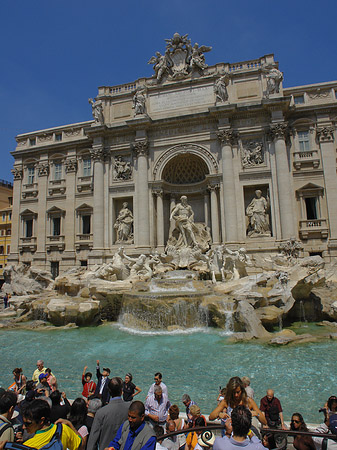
[{"xmin": 299, "ymin": 300, "xmax": 308, "ymax": 327}]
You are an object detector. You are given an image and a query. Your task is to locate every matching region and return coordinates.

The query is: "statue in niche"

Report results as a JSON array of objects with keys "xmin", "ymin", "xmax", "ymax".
[
  {"xmin": 114, "ymin": 202, "xmax": 134, "ymax": 243},
  {"xmin": 132, "ymin": 87, "xmax": 146, "ymax": 115},
  {"xmin": 263, "ymin": 66, "xmax": 283, "ymax": 95},
  {"xmin": 242, "ymin": 142, "xmax": 264, "ymax": 167},
  {"xmin": 214, "ymin": 73, "xmax": 230, "ymax": 103},
  {"xmin": 222, "ymin": 247, "xmax": 252, "ymax": 281},
  {"xmin": 88, "ymin": 98, "xmax": 104, "ymax": 124},
  {"xmin": 166, "ymin": 195, "xmax": 211, "ymax": 255},
  {"xmin": 113, "ymin": 156, "xmax": 132, "ymax": 181},
  {"xmin": 246, "ymin": 190, "xmax": 271, "ymax": 237},
  {"xmin": 169, "ymin": 196, "xmax": 198, "ymax": 248}
]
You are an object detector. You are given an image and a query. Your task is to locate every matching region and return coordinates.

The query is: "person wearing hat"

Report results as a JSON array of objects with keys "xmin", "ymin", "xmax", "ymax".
[
  {"xmin": 35, "ymin": 373, "xmax": 51, "ymax": 397},
  {"xmin": 213, "ymin": 405, "xmax": 265, "ymax": 450},
  {"xmin": 94, "ymin": 360, "xmax": 111, "ymax": 405}
]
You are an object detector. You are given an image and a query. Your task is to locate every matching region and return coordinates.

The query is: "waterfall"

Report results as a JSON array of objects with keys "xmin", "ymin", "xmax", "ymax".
[
  {"xmin": 278, "ymin": 314, "xmax": 283, "ymax": 331},
  {"xmin": 299, "ymin": 300, "xmax": 307, "ymax": 327},
  {"xmin": 220, "ymin": 300, "xmax": 234, "ymax": 334}
]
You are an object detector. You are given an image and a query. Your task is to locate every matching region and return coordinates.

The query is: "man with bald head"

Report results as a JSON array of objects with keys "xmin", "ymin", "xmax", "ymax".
[
  {"xmin": 32, "ymin": 360, "xmax": 54, "ymax": 382},
  {"xmin": 260, "ymin": 389, "xmax": 286, "ymax": 430}
]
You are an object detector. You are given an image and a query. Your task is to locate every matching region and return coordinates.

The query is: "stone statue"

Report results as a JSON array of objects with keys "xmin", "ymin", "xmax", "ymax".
[
  {"xmin": 94, "ymin": 247, "xmax": 129, "ymax": 280},
  {"xmin": 246, "ymin": 190, "xmax": 271, "ymax": 237},
  {"xmin": 122, "ymin": 253, "xmax": 153, "ymax": 280},
  {"xmin": 88, "ymin": 98, "xmax": 104, "ymax": 124},
  {"xmin": 279, "ymin": 237, "xmax": 302, "ymax": 259},
  {"xmin": 263, "ymin": 66, "xmax": 283, "ymax": 95},
  {"xmin": 148, "ymin": 51, "xmax": 169, "ymax": 83},
  {"xmin": 114, "ymin": 202, "xmax": 133, "ymax": 243},
  {"xmin": 132, "ymin": 88, "xmax": 146, "ymax": 115},
  {"xmin": 214, "ymin": 74, "xmax": 230, "ymax": 102},
  {"xmin": 222, "ymin": 247, "xmax": 251, "ymax": 281},
  {"xmin": 170, "ymin": 196, "xmax": 198, "ymax": 248},
  {"xmin": 242, "ymin": 142, "xmax": 264, "ymax": 167},
  {"xmin": 113, "ymin": 156, "xmax": 132, "ymax": 181},
  {"xmin": 189, "ymin": 43, "xmax": 212, "ymax": 71}
]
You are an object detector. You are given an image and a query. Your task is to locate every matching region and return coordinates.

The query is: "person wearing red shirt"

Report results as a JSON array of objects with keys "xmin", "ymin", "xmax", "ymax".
[{"xmin": 82, "ymin": 366, "xmax": 96, "ymax": 400}]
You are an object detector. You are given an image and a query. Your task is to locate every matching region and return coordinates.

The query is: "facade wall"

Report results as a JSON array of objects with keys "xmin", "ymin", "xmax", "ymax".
[{"xmin": 8, "ymin": 53, "xmax": 337, "ymax": 274}]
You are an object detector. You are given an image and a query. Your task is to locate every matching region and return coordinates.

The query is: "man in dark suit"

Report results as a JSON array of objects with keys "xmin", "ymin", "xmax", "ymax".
[
  {"xmin": 87, "ymin": 377, "xmax": 129, "ymax": 450},
  {"xmin": 94, "ymin": 359, "xmax": 111, "ymax": 405}
]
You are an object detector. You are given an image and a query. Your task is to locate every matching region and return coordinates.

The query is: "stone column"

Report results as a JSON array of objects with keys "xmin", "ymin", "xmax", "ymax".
[
  {"xmin": 90, "ymin": 143, "xmax": 106, "ymax": 250},
  {"xmin": 35, "ymin": 162, "xmax": 49, "ymax": 265},
  {"xmin": 133, "ymin": 140, "xmax": 150, "ymax": 247},
  {"xmin": 64, "ymin": 157, "xmax": 77, "ymax": 261},
  {"xmin": 317, "ymin": 126, "xmax": 337, "ymax": 240},
  {"xmin": 208, "ymin": 184, "xmax": 220, "ymax": 244},
  {"xmin": 217, "ymin": 129, "xmax": 238, "ymax": 242},
  {"xmin": 270, "ymin": 123, "xmax": 296, "ymax": 239},
  {"xmin": 8, "ymin": 166, "xmax": 23, "ymax": 263},
  {"xmin": 204, "ymin": 192, "xmax": 210, "ymax": 227},
  {"xmin": 154, "ymin": 190, "xmax": 164, "ymax": 248}
]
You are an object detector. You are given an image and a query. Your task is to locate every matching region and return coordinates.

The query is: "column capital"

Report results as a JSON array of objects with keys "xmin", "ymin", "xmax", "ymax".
[
  {"xmin": 269, "ymin": 122, "xmax": 289, "ymax": 141},
  {"xmin": 152, "ymin": 188, "xmax": 163, "ymax": 198},
  {"xmin": 132, "ymin": 139, "xmax": 149, "ymax": 157},
  {"xmin": 11, "ymin": 166, "xmax": 23, "ymax": 180},
  {"xmin": 65, "ymin": 158, "xmax": 78, "ymax": 173},
  {"xmin": 216, "ymin": 129, "xmax": 238, "ymax": 145},
  {"xmin": 90, "ymin": 145, "xmax": 107, "ymax": 161},
  {"xmin": 316, "ymin": 126, "xmax": 334, "ymax": 143},
  {"xmin": 37, "ymin": 162, "xmax": 49, "ymax": 177},
  {"xmin": 207, "ymin": 183, "xmax": 220, "ymax": 192}
]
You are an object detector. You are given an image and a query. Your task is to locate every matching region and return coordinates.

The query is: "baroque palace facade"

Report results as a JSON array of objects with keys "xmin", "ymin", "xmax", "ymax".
[{"xmin": 9, "ymin": 34, "xmax": 337, "ymax": 276}]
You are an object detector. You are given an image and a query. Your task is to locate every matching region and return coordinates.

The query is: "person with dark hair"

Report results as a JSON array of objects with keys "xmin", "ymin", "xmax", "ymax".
[
  {"xmin": 168, "ymin": 404, "xmax": 187, "ymax": 449},
  {"xmin": 50, "ymin": 390, "xmax": 71, "ymax": 423},
  {"xmin": 45, "ymin": 368, "xmax": 57, "ymax": 392},
  {"xmin": 93, "ymin": 360, "xmax": 111, "ymax": 405},
  {"xmin": 22, "ymin": 398, "xmax": 83, "ymax": 450},
  {"xmin": 290, "ymin": 413, "xmax": 315, "ymax": 450},
  {"xmin": 0, "ymin": 391, "xmax": 17, "ymax": 442},
  {"xmin": 209, "ymin": 377, "xmax": 266, "ymax": 426},
  {"xmin": 12, "ymin": 368, "xmax": 27, "ymax": 394},
  {"xmin": 213, "ymin": 405, "xmax": 265, "ymax": 450},
  {"xmin": 182, "ymin": 394, "xmax": 196, "ymax": 425},
  {"xmin": 86, "ymin": 377, "xmax": 129, "ymax": 450},
  {"xmin": 82, "ymin": 366, "xmax": 96, "ymax": 400},
  {"xmin": 108, "ymin": 401, "xmax": 156, "ymax": 450},
  {"xmin": 262, "ymin": 433, "xmax": 276, "ymax": 450},
  {"xmin": 122, "ymin": 373, "xmax": 142, "ymax": 402},
  {"xmin": 162, "ymin": 420, "xmax": 179, "ymax": 450},
  {"xmin": 68, "ymin": 398, "xmax": 89, "ymax": 446},
  {"xmin": 186, "ymin": 416, "xmax": 206, "ymax": 450},
  {"xmin": 35, "ymin": 374, "xmax": 51, "ymax": 397},
  {"xmin": 147, "ymin": 373, "xmax": 168, "ymax": 398},
  {"xmin": 145, "ymin": 386, "xmax": 171, "ymax": 430}
]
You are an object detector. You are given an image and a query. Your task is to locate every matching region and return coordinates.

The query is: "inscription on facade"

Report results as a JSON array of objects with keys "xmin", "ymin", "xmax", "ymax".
[{"xmin": 149, "ymin": 85, "xmax": 214, "ymax": 112}]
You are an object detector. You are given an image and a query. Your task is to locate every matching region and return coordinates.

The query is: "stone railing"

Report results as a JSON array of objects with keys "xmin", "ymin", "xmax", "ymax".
[
  {"xmin": 293, "ymin": 150, "xmax": 320, "ymax": 170},
  {"xmin": 19, "ymin": 236, "xmax": 37, "ymax": 253},
  {"xmin": 228, "ymin": 59, "xmax": 261, "ymax": 72},
  {"xmin": 76, "ymin": 233, "xmax": 93, "ymax": 241},
  {"xmin": 299, "ymin": 219, "xmax": 328, "ymax": 239},
  {"xmin": 46, "ymin": 235, "xmax": 65, "ymax": 251},
  {"xmin": 75, "ymin": 234, "xmax": 93, "ymax": 250},
  {"xmin": 98, "ymin": 83, "xmax": 137, "ymax": 96}
]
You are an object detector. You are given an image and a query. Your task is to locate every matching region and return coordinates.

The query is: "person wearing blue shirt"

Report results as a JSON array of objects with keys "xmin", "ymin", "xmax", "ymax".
[{"xmin": 108, "ymin": 401, "xmax": 156, "ymax": 450}]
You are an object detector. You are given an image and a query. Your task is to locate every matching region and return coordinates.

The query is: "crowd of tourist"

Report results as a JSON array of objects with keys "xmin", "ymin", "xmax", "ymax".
[{"xmin": 0, "ymin": 362, "xmax": 336, "ymax": 450}]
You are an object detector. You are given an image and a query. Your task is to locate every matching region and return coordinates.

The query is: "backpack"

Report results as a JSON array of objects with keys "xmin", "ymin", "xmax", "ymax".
[
  {"xmin": 0, "ymin": 422, "xmax": 14, "ymax": 438},
  {"xmin": 267, "ymin": 405, "xmax": 281, "ymax": 428},
  {"xmin": 4, "ymin": 423, "xmax": 63, "ymax": 450}
]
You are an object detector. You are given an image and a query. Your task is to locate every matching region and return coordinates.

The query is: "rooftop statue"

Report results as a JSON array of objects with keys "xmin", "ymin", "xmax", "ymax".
[
  {"xmin": 132, "ymin": 87, "xmax": 146, "ymax": 115},
  {"xmin": 262, "ymin": 65, "xmax": 283, "ymax": 96},
  {"xmin": 148, "ymin": 33, "xmax": 212, "ymax": 83},
  {"xmin": 88, "ymin": 98, "xmax": 104, "ymax": 124},
  {"xmin": 214, "ymin": 73, "xmax": 230, "ymax": 103}
]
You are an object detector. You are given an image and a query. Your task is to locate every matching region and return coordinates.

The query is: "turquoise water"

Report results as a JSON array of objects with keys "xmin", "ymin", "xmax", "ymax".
[{"xmin": 0, "ymin": 323, "xmax": 334, "ymax": 423}]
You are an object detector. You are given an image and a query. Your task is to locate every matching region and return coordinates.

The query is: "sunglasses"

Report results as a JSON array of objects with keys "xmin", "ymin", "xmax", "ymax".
[
  {"xmin": 292, "ymin": 419, "xmax": 301, "ymax": 424},
  {"xmin": 23, "ymin": 420, "xmax": 33, "ymax": 426}
]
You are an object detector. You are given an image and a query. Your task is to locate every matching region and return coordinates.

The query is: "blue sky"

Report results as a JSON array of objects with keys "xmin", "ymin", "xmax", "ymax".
[{"xmin": 1, "ymin": 0, "xmax": 336, "ymax": 182}]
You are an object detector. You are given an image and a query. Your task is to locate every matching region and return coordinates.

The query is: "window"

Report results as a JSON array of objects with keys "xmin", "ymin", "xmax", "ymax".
[
  {"xmin": 28, "ymin": 167, "xmax": 35, "ymax": 184},
  {"xmin": 6, "ymin": 229, "xmax": 11, "ymax": 236},
  {"xmin": 29, "ymin": 138, "xmax": 36, "ymax": 146},
  {"xmin": 55, "ymin": 133, "xmax": 62, "ymax": 142},
  {"xmin": 82, "ymin": 215, "xmax": 91, "ymax": 234},
  {"xmin": 80, "ymin": 260, "xmax": 88, "ymax": 267},
  {"xmin": 7, "ymin": 245, "xmax": 10, "ymax": 254},
  {"xmin": 25, "ymin": 219, "xmax": 33, "ymax": 237},
  {"xmin": 305, "ymin": 197, "xmax": 318, "ymax": 220},
  {"xmin": 0, "ymin": 246, "xmax": 3, "ymax": 255},
  {"xmin": 52, "ymin": 217, "xmax": 61, "ymax": 236},
  {"xmin": 298, "ymin": 131, "xmax": 310, "ymax": 151},
  {"xmin": 83, "ymin": 159, "xmax": 91, "ymax": 177},
  {"xmin": 54, "ymin": 163, "xmax": 62, "ymax": 180},
  {"xmin": 294, "ymin": 95, "xmax": 305, "ymax": 105},
  {"xmin": 2, "ymin": 214, "xmax": 5, "ymax": 221},
  {"xmin": 9, "ymin": 213, "xmax": 11, "ymax": 220}
]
